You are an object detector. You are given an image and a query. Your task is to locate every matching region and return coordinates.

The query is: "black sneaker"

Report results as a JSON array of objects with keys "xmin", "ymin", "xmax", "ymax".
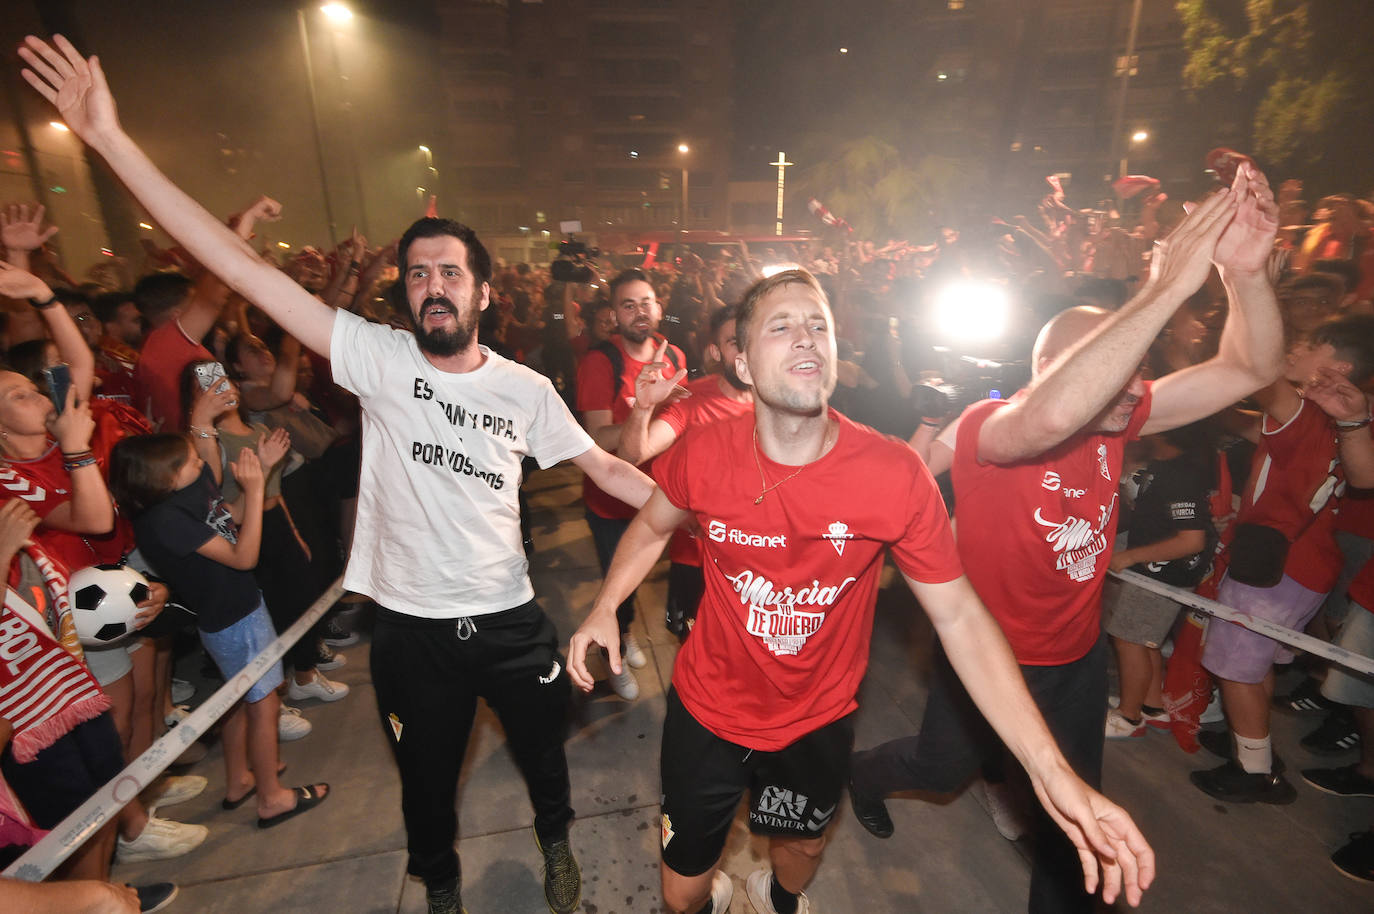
[
  {"xmin": 848, "ymin": 776, "xmax": 894, "ymax": 839},
  {"xmin": 134, "ymin": 882, "xmax": 178, "ymax": 913},
  {"xmin": 322, "ymin": 617, "xmax": 360, "ymax": 647},
  {"xmin": 1301, "ymin": 764, "xmax": 1374, "ymax": 798},
  {"xmin": 1190, "ymin": 761, "xmax": 1297, "ymax": 804},
  {"xmin": 535, "ymin": 831, "xmax": 581, "ymax": 914},
  {"xmin": 1274, "ymin": 678, "xmax": 1335, "ymax": 714},
  {"xmin": 1195, "ymin": 729, "xmax": 1287, "ymax": 773},
  {"xmin": 314, "ymin": 641, "xmax": 346, "ymax": 672},
  {"xmin": 1331, "ymin": 831, "xmax": 1374, "ymax": 883},
  {"xmin": 426, "ymin": 878, "xmax": 466, "ymax": 914},
  {"xmin": 1300, "ymin": 710, "xmax": 1361, "ymax": 755}
]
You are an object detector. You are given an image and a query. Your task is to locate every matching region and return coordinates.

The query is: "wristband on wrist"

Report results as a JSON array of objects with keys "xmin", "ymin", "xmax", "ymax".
[
  {"xmin": 1336, "ymin": 416, "xmax": 1372, "ymax": 431},
  {"xmin": 63, "ymin": 455, "xmax": 98, "ymax": 471},
  {"xmin": 28, "ymin": 295, "xmax": 58, "ymax": 310},
  {"xmin": 188, "ymin": 425, "xmax": 220, "ymax": 439},
  {"xmin": 60, "ymin": 449, "xmax": 93, "ymax": 460}
]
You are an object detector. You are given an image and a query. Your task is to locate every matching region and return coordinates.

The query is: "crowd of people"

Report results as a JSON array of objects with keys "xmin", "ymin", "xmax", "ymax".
[{"xmin": 0, "ymin": 31, "xmax": 1373, "ymax": 914}]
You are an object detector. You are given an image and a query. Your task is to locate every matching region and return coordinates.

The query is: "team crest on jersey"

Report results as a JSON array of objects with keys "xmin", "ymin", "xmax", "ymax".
[
  {"xmin": 822, "ymin": 520, "xmax": 853, "ymax": 556},
  {"xmin": 1096, "ymin": 443, "xmax": 1111, "ymax": 481},
  {"xmin": 661, "ymin": 813, "xmax": 675, "ymax": 848}
]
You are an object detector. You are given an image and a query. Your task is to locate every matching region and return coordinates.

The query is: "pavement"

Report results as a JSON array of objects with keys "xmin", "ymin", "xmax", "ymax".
[{"xmin": 113, "ymin": 463, "xmax": 1373, "ymax": 912}]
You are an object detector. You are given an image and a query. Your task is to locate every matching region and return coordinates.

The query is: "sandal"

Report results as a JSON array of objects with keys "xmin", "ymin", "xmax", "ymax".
[
  {"xmin": 257, "ymin": 784, "xmax": 330, "ymax": 829},
  {"xmin": 222, "ymin": 787, "xmax": 256, "ymax": 810}
]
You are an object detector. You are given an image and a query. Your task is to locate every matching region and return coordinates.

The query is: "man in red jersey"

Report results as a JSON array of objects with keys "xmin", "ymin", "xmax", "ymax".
[
  {"xmin": 576, "ymin": 268, "xmax": 686, "ymax": 699},
  {"xmin": 619, "ymin": 304, "xmax": 753, "ymax": 640},
  {"xmin": 570, "ymin": 270, "xmax": 1155, "ymax": 914},
  {"xmin": 849, "ymin": 168, "xmax": 1285, "ymax": 913}
]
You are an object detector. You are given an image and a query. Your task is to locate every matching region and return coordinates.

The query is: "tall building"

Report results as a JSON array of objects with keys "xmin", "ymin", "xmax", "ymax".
[{"xmin": 437, "ymin": 0, "xmax": 733, "ymax": 254}]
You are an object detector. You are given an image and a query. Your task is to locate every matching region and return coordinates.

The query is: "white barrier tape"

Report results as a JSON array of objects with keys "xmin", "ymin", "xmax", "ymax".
[
  {"xmin": 2, "ymin": 577, "xmax": 346, "ymax": 881},
  {"xmin": 1111, "ymin": 569, "xmax": 1374, "ymax": 678}
]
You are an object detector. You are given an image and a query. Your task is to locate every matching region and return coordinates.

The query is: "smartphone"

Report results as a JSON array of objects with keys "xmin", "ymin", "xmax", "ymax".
[
  {"xmin": 193, "ymin": 361, "xmax": 229, "ymax": 394},
  {"xmin": 41, "ymin": 364, "xmax": 72, "ymax": 415}
]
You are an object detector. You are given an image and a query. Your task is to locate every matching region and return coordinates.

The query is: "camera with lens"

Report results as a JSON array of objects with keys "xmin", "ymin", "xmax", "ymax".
[{"xmin": 551, "ymin": 237, "xmax": 600, "ymax": 283}]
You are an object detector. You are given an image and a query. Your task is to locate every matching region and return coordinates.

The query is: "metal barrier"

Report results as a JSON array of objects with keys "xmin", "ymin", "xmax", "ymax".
[
  {"xmin": 1112, "ymin": 569, "xmax": 1374, "ymax": 677},
  {"xmin": 3, "ymin": 577, "xmax": 345, "ymax": 881}
]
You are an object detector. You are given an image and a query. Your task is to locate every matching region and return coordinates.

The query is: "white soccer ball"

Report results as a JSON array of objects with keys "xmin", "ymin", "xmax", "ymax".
[{"xmin": 69, "ymin": 564, "xmax": 151, "ymax": 646}]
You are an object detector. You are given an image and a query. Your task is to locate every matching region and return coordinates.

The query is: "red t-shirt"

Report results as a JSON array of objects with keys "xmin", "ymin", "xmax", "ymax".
[
  {"xmin": 576, "ymin": 336, "xmax": 684, "ymax": 519},
  {"xmin": 657, "ymin": 375, "xmax": 755, "ymax": 566},
  {"xmin": 952, "ymin": 387, "xmax": 1153, "ymax": 666},
  {"xmin": 0, "ymin": 406, "xmax": 135, "ymax": 571},
  {"xmin": 1233, "ymin": 398, "xmax": 1342, "ymax": 592},
  {"xmin": 655, "ymin": 411, "xmax": 963, "ymax": 750},
  {"xmin": 134, "ymin": 319, "xmax": 211, "ymax": 432},
  {"xmin": 95, "ymin": 336, "xmax": 139, "ymax": 405}
]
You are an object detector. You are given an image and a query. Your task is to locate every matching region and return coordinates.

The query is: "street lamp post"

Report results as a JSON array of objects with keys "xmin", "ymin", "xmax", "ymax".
[
  {"xmin": 296, "ymin": 6, "xmax": 338, "ymax": 244},
  {"xmin": 769, "ymin": 152, "xmax": 793, "ymax": 236},
  {"xmin": 677, "ymin": 143, "xmax": 690, "ymax": 230},
  {"xmin": 1120, "ymin": 129, "xmax": 1149, "ymax": 179}
]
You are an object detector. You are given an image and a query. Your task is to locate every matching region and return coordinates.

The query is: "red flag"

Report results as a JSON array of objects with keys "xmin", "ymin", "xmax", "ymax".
[
  {"xmin": 808, "ymin": 198, "xmax": 852, "ymax": 233},
  {"xmin": 1112, "ymin": 174, "xmax": 1162, "ymax": 199},
  {"xmin": 424, "ymin": 194, "xmax": 438, "ymax": 219},
  {"xmin": 1162, "ymin": 610, "xmax": 1211, "ymax": 753}
]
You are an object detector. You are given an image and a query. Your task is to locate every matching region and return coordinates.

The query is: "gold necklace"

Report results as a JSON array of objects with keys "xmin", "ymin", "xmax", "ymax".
[{"xmin": 752, "ymin": 422, "xmax": 832, "ymax": 505}]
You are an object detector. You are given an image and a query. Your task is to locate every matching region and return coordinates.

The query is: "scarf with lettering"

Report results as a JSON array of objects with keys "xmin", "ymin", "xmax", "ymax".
[{"xmin": 0, "ymin": 543, "xmax": 109, "ymax": 763}]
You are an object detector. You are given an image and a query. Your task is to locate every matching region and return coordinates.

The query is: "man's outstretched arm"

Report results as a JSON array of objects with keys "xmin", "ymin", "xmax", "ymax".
[
  {"xmin": 976, "ymin": 182, "xmax": 1241, "ymax": 465},
  {"xmin": 19, "ymin": 36, "xmax": 336, "ymax": 357},
  {"xmin": 909, "ymin": 573, "xmax": 1156, "ymax": 907}
]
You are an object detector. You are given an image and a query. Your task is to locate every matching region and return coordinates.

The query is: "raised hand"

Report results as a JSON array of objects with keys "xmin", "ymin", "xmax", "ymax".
[
  {"xmin": 18, "ymin": 35, "xmax": 122, "ymax": 145},
  {"xmin": 230, "ymin": 446, "xmax": 264, "ymax": 493},
  {"xmin": 0, "ymin": 260, "xmax": 53, "ymax": 301},
  {"xmin": 1213, "ymin": 163, "xmax": 1279, "ymax": 275},
  {"xmin": 1144, "ymin": 185, "xmax": 1238, "ymax": 298},
  {"xmin": 0, "ymin": 499, "xmax": 41, "ymax": 565},
  {"xmin": 0, "ymin": 203, "xmax": 59, "ymax": 253},
  {"xmin": 634, "ymin": 337, "xmax": 690, "ymax": 410},
  {"xmin": 232, "ymin": 195, "xmax": 283, "ymax": 240},
  {"xmin": 1304, "ymin": 366, "xmax": 1372, "ymax": 423},
  {"xmin": 256, "ymin": 426, "xmax": 291, "ymax": 469},
  {"xmin": 189, "ymin": 380, "xmax": 237, "ymax": 428},
  {"xmin": 49, "ymin": 386, "xmax": 94, "ymax": 453}
]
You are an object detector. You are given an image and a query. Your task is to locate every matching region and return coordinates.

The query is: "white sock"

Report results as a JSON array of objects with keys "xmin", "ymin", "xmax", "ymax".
[{"xmin": 1234, "ymin": 733, "xmax": 1272, "ymax": 774}]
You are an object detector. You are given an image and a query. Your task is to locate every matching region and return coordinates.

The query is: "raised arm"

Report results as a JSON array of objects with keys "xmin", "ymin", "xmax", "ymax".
[
  {"xmin": 1305, "ymin": 367, "xmax": 1374, "ymax": 486},
  {"xmin": 909, "ymin": 573, "xmax": 1154, "ymax": 906},
  {"xmin": 976, "ymin": 185, "xmax": 1238, "ymax": 464},
  {"xmin": 20, "ymin": 36, "xmax": 337, "ymax": 357},
  {"xmin": 1141, "ymin": 166, "xmax": 1284, "ymax": 436},
  {"xmin": 0, "ymin": 262, "xmax": 94, "ymax": 401},
  {"xmin": 195, "ymin": 448, "xmax": 264, "ymax": 569}
]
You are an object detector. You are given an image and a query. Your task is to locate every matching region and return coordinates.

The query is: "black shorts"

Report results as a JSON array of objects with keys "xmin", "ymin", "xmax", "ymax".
[
  {"xmin": 0, "ymin": 712, "xmax": 124, "ymax": 829},
  {"xmin": 659, "ymin": 688, "xmax": 853, "ymax": 877},
  {"xmin": 664, "ymin": 562, "xmax": 704, "ymax": 637}
]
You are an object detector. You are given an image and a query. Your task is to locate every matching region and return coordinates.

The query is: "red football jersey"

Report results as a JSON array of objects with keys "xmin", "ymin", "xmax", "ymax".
[
  {"xmin": 951, "ymin": 387, "xmax": 1153, "ymax": 665},
  {"xmin": 575, "ymin": 336, "xmax": 684, "ymax": 520},
  {"xmin": 655, "ymin": 411, "xmax": 962, "ymax": 750}
]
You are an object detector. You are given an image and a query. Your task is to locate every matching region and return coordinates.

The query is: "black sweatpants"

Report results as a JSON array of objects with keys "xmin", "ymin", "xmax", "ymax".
[
  {"xmin": 371, "ymin": 601, "xmax": 574, "ymax": 888},
  {"xmin": 584, "ymin": 510, "xmax": 636, "ymax": 636},
  {"xmin": 851, "ymin": 636, "xmax": 1108, "ymax": 914}
]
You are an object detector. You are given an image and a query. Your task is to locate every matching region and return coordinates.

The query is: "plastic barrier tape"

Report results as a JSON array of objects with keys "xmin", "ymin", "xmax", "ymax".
[
  {"xmin": 1112, "ymin": 569, "xmax": 1374, "ymax": 678},
  {"xmin": 3, "ymin": 577, "xmax": 345, "ymax": 881}
]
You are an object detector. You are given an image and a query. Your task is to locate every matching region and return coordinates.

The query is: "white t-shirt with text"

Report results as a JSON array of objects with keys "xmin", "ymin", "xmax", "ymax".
[{"xmin": 331, "ymin": 309, "xmax": 593, "ymax": 617}]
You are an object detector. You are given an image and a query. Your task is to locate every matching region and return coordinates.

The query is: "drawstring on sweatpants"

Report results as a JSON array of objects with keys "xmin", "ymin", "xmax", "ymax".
[{"xmin": 455, "ymin": 617, "xmax": 477, "ymax": 640}]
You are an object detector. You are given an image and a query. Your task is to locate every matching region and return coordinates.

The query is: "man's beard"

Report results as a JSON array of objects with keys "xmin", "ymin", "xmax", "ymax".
[
  {"xmin": 620, "ymin": 320, "xmax": 656, "ymax": 345},
  {"xmin": 414, "ymin": 294, "xmax": 479, "ymax": 356},
  {"xmin": 722, "ymin": 364, "xmax": 750, "ymax": 391}
]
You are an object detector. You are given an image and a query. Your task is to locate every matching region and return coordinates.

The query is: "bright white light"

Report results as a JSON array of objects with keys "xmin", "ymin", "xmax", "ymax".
[
  {"xmin": 677, "ymin": 143, "xmax": 690, "ymax": 154},
  {"xmin": 320, "ymin": 3, "xmax": 353, "ymax": 23},
  {"xmin": 839, "ymin": 47, "xmax": 848, "ymax": 54},
  {"xmin": 932, "ymin": 280, "xmax": 1011, "ymax": 343},
  {"xmin": 138, "ymin": 222, "xmax": 153, "ymax": 230},
  {"xmin": 1131, "ymin": 129, "xmax": 1149, "ymax": 143},
  {"xmin": 418, "ymin": 144, "xmax": 431, "ymax": 154},
  {"xmin": 629, "ymin": 150, "xmax": 639, "ymax": 158},
  {"xmin": 49, "ymin": 121, "xmax": 69, "ymax": 132},
  {"xmin": 277, "ymin": 241, "xmax": 292, "ymax": 249},
  {"xmin": 760, "ymin": 262, "xmax": 801, "ymax": 279}
]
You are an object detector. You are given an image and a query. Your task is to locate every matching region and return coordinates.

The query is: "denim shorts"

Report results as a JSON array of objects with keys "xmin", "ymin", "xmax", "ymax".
[{"xmin": 200, "ymin": 600, "xmax": 284, "ymax": 703}]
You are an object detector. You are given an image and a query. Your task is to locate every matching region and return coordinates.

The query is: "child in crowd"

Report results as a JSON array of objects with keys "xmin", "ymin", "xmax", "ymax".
[{"xmin": 109, "ymin": 433, "xmax": 330, "ymax": 826}]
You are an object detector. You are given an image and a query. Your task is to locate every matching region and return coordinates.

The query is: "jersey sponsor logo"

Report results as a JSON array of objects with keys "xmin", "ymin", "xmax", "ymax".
[
  {"xmin": 822, "ymin": 521, "xmax": 853, "ymax": 556},
  {"xmin": 724, "ymin": 569, "xmax": 857, "ymax": 656},
  {"xmin": 706, "ymin": 520, "xmax": 787, "ymax": 549},
  {"xmin": 1169, "ymin": 503, "xmax": 1196, "ymax": 520},
  {"xmin": 751, "ymin": 786, "xmax": 810, "ymax": 831},
  {"xmin": 539, "ymin": 660, "xmax": 561, "ymax": 684},
  {"xmin": 1033, "ymin": 495, "xmax": 1117, "ymax": 584},
  {"xmin": 1041, "ymin": 471, "xmax": 1061, "ymax": 492}
]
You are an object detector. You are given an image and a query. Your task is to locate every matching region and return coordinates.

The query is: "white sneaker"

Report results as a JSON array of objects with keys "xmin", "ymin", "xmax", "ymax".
[
  {"xmin": 149, "ymin": 775, "xmax": 207, "ymax": 808},
  {"xmin": 287, "ymin": 671, "xmax": 350, "ymax": 703},
  {"xmin": 706, "ymin": 870, "xmax": 734, "ymax": 913},
  {"xmin": 608, "ymin": 665, "xmax": 640, "ymax": 701},
  {"xmin": 116, "ymin": 816, "xmax": 208, "ymax": 863},
  {"xmin": 623, "ymin": 633, "xmax": 648, "ymax": 669},
  {"xmin": 1106, "ymin": 709, "xmax": 1147, "ymax": 739},
  {"xmin": 170, "ymin": 678, "xmax": 195, "ymax": 704},
  {"xmin": 978, "ymin": 779, "xmax": 1030, "ymax": 841},
  {"xmin": 745, "ymin": 868, "xmax": 809, "ymax": 914},
  {"xmin": 278, "ymin": 705, "xmax": 313, "ymax": 741},
  {"xmin": 1200, "ymin": 688, "xmax": 1226, "ymax": 724},
  {"xmin": 1141, "ymin": 705, "xmax": 1172, "ymax": 730}
]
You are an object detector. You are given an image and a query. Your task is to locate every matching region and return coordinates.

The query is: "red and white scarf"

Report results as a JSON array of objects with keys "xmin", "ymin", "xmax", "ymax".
[{"xmin": 0, "ymin": 544, "xmax": 110, "ymax": 763}]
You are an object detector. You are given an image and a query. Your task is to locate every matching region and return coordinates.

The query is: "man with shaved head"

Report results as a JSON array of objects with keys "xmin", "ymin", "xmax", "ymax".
[{"xmin": 851, "ymin": 167, "xmax": 1285, "ymax": 914}]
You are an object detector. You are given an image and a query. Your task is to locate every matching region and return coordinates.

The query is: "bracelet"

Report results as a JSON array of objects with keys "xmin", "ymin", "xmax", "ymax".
[
  {"xmin": 920, "ymin": 418, "xmax": 942, "ymax": 428},
  {"xmin": 63, "ymin": 455, "xmax": 97, "ymax": 471},
  {"xmin": 28, "ymin": 295, "xmax": 59, "ymax": 310},
  {"xmin": 1336, "ymin": 416, "xmax": 1372, "ymax": 431},
  {"xmin": 60, "ymin": 449, "xmax": 93, "ymax": 461},
  {"xmin": 188, "ymin": 425, "xmax": 219, "ymax": 439}
]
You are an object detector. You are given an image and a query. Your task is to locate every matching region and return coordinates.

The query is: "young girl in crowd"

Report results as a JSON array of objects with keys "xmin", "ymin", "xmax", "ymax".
[
  {"xmin": 183, "ymin": 359, "xmax": 348, "ymax": 705},
  {"xmin": 109, "ymin": 433, "xmax": 330, "ymax": 826}
]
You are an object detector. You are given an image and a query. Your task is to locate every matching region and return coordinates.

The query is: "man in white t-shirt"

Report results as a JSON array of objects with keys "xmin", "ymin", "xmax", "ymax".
[{"xmin": 16, "ymin": 38, "xmax": 655, "ymax": 914}]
